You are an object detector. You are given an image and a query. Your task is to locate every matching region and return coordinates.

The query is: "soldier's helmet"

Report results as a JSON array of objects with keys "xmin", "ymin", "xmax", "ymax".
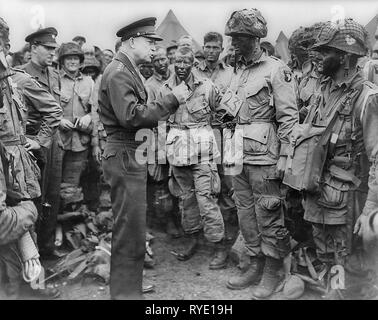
[
  {"xmin": 225, "ymin": 9, "xmax": 267, "ymax": 38},
  {"xmin": 312, "ymin": 18, "xmax": 369, "ymax": 56},
  {"xmin": 58, "ymin": 42, "xmax": 84, "ymax": 63},
  {"xmin": 81, "ymin": 56, "xmax": 100, "ymax": 71},
  {"xmin": 289, "ymin": 22, "xmax": 324, "ymax": 66},
  {"xmin": 0, "ymin": 17, "xmax": 9, "ymax": 44}
]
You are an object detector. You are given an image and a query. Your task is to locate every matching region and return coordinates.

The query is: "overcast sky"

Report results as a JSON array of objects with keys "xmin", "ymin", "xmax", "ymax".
[{"xmin": 1, "ymin": 0, "xmax": 377, "ymax": 52}]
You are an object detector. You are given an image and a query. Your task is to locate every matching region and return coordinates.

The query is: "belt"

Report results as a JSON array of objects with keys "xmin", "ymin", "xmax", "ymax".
[
  {"xmin": 168, "ymin": 123, "xmax": 208, "ymax": 130},
  {"xmin": 238, "ymin": 118, "xmax": 275, "ymax": 124},
  {"xmin": 2, "ymin": 135, "xmax": 27, "ymax": 146},
  {"xmin": 107, "ymin": 131, "xmax": 138, "ymax": 143}
]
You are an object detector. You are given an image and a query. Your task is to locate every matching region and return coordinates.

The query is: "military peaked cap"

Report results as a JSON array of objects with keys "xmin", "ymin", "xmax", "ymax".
[
  {"xmin": 116, "ymin": 17, "xmax": 162, "ymax": 42},
  {"xmin": 25, "ymin": 27, "xmax": 58, "ymax": 48}
]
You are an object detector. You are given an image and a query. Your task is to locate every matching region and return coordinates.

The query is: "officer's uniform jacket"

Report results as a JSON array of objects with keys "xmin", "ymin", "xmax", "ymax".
[
  {"xmin": 11, "ymin": 68, "xmax": 62, "ymax": 148},
  {"xmin": 60, "ymin": 69, "xmax": 94, "ymax": 152},
  {"xmin": 98, "ymin": 51, "xmax": 179, "ymax": 138},
  {"xmin": 19, "ymin": 61, "xmax": 61, "ymax": 103},
  {"xmin": 303, "ymin": 71, "xmax": 378, "ymax": 225},
  {"xmin": 159, "ymin": 72, "xmax": 223, "ymax": 166},
  {"xmin": 230, "ymin": 51, "xmax": 298, "ymax": 166}
]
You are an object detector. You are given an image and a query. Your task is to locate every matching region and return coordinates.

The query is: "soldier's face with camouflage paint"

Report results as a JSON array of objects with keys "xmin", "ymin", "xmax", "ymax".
[
  {"xmin": 231, "ymin": 35, "xmax": 259, "ymax": 59},
  {"xmin": 63, "ymin": 55, "xmax": 81, "ymax": 74},
  {"xmin": 152, "ymin": 48, "xmax": 169, "ymax": 76},
  {"xmin": 318, "ymin": 47, "xmax": 342, "ymax": 77},
  {"xmin": 174, "ymin": 51, "xmax": 193, "ymax": 81}
]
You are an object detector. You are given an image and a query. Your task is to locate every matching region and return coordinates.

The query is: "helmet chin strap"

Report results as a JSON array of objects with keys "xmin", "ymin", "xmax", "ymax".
[{"xmin": 343, "ymin": 53, "xmax": 351, "ymax": 77}]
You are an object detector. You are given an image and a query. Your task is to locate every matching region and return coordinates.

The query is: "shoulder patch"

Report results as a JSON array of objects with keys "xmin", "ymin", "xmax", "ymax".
[{"xmin": 283, "ymin": 70, "xmax": 292, "ymax": 83}]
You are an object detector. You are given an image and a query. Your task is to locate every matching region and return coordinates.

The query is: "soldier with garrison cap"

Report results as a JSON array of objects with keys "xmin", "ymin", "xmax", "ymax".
[
  {"xmin": 223, "ymin": 9, "xmax": 298, "ymax": 299},
  {"xmin": 20, "ymin": 27, "xmax": 64, "ymax": 257},
  {"xmin": 285, "ymin": 18, "xmax": 378, "ymax": 297},
  {"xmin": 98, "ymin": 17, "xmax": 188, "ymax": 299}
]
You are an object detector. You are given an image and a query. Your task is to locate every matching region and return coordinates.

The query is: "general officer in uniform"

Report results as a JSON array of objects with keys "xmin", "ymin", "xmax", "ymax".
[
  {"xmin": 98, "ymin": 17, "xmax": 188, "ymax": 300},
  {"xmin": 224, "ymin": 9, "xmax": 298, "ymax": 299},
  {"xmin": 20, "ymin": 27, "xmax": 63, "ymax": 257}
]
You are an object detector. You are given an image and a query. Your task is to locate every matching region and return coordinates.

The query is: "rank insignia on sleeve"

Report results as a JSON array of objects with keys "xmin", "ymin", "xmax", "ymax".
[{"xmin": 284, "ymin": 70, "xmax": 292, "ymax": 82}]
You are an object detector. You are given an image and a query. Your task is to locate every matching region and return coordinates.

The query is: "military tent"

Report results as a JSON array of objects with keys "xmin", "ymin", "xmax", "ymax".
[
  {"xmin": 365, "ymin": 14, "xmax": 378, "ymax": 50},
  {"xmin": 275, "ymin": 31, "xmax": 290, "ymax": 63},
  {"xmin": 156, "ymin": 9, "xmax": 202, "ymax": 52}
]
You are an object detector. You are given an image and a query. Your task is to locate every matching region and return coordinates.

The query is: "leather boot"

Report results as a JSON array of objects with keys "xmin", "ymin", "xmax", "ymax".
[
  {"xmin": 251, "ymin": 256, "xmax": 283, "ymax": 299},
  {"xmin": 166, "ymin": 214, "xmax": 181, "ymax": 238},
  {"xmin": 209, "ymin": 240, "xmax": 228, "ymax": 270},
  {"xmin": 227, "ymin": 256, "xmax": 265, "ymax": 290},
  {"xmin": 176, "ymin": 232, "xmax": 199, "ymax": 261}
]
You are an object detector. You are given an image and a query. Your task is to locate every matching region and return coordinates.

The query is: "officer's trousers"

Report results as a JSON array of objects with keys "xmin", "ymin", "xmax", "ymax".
[
  {"xmin": 233, "ymin": 164, "xmax": 290, "ymax": 259},
  {"xmin": 102, "ymin": 138, "xmax": 147, "ymax": 300},
  {"xmin": 172, "ymin": 163, "xmax": 225, "ymax": 243}
]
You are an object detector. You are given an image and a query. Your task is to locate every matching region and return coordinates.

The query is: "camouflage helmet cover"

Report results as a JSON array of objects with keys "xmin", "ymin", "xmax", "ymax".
[
  {"xmin": 225, "ymin": 9, "xmax": 267, "ymax": 38},
  {"xmin": 58, "ymin": 42, "xmax": 84, "ymax": 63},
  {"xmin": 288, "ymin": 22, "xmax": 324, "ymax": 66},
  {"xmin": 312, "ymin": 18, "xmax": 368, "ymax": 56},
  {"xmin": 0, "ymin": 17, "xmax": 9, "ymax": 44}
]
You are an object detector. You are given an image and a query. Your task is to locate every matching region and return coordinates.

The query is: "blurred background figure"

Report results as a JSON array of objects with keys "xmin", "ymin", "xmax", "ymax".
[
  {"xmin": 72, "ymin": 35, "xmax": 86, "ymax": 48},
  {"xmin": 166, "ymin": 40, "xmax": 178, "ymax": 65},
  {"xmin": 102, "ymin": 49, "xmax": 114, "ymax": 69}
]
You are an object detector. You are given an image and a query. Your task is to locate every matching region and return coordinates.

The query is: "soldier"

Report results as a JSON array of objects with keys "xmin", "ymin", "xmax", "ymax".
[
  {"xmin": 224, "ymin": 9, "xmax": 298, "ymax": 299},
  {"xmin": 160, "ymin": 46, "xmax": 229, "ymax": 269},
  {"xmin": 361, "ymin": 25, "xmax": 378, "ymax": 85},
  {"xmin": 288, "ymin": 23, "xmax": 324, "ymax": 122},
  {"xmin": 195, "ymin": 31, "xmax": 237, "ymax": 243},
  {"xmin": 80, "ymin": 56, "xmax": 104, "ymax": 211},
  {"xmin": 145, "ymin": 46, "xmax": 180, "ymax": 238},
  {"xmin": 0, "ymin": 141, "xmax": 39, "ymax": 298},
  {"xmin": 21, "ymin": 27, "xmax": 63, "ymax": 257},
  {"xmin": 0, "ymin": 18, "xmax": 59, "ymax": 298},
  {"xmin": 102, "ymin": 49, "xmax": 114, "ymax": 69},
  {"xmin": 139, "ymin": 62, "xmax": 154, "ymax": 81},
  {"xmin": 57, "ymin": 42, "xmax": 94, "ymax": 220},
  {"xmin": 293, "ymin": 18, "xmax": 378, "ymax": 296},
  {"xmin": 98, "ymin": 17, "xmax": 188, "ymax": 299},
  {"xmin": 72, "ymin": 35, "xmax": 86, "ymax": 48},
  {"xmin": 166, "ymin": 40, "xmax": 178, "ymax": 65}
]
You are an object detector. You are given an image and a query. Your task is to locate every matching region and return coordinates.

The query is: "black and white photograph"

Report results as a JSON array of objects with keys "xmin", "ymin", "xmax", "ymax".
[{"xmin": 0, "ymin": 0, "xmax": 378, "ymax": 304}]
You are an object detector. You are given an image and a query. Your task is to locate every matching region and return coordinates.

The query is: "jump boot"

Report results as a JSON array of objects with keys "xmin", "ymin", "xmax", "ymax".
[
  {"xmin": 176, "ymin": 232, "xmax": 199, "ymax": 261},
  {"xmin": 251, "ymin": 256, "xmax": 283, "ymax": 299},
  {"xmin": 227, "ymin": 256, "xmax": 265, "ymax": 290},
  {"xmin": 209, "ymin": 240, "xmax": 228, "ymax": 270}
]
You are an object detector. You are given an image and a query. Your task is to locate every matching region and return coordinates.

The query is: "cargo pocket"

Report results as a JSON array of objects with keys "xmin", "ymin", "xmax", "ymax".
[
  {"xmin": 187, "ymin": 94, "xmax": 210, "ymax": 122},
  {"xmin": 243, "ymin": 123, "xmax": 269, "ymax": 156},
  {"xmin": 244, "ymin": 78, "xmax": 270, "ymax": 110},
  {"xmin": 259, "ymin": 196, "xmax": 282, "ymax": 211},
  {"xmin": 317, "ymin": 172, "xmax": 350, "ymax": 209},
  {"xmin": 102, "ymin": 148, "xmax": 117, "ymax": 161}
]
